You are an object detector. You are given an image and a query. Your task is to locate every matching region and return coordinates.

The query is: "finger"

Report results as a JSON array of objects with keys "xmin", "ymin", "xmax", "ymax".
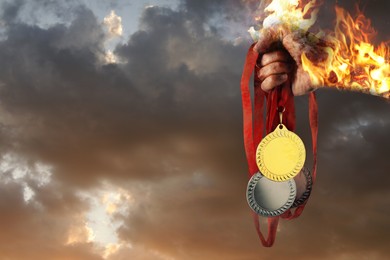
[
  {"xmin": 261, "ymin": 74, "xmax": 288, "ymax": 92},
  {"xmin": 260, "ymin": 50, "xmax": 292, "ymax": 67},
  {"xmin": 258, "ymin": 62, "xmax": 292, "ymax": 81}
]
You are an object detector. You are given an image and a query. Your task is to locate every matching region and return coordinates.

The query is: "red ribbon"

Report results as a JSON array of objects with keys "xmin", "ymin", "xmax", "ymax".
[{"xmin": 241, "ymin": 44, "xmax": 318, "ymax": 247}]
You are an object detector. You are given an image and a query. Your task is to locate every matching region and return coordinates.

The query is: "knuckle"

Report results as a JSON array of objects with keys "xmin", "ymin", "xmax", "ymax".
[
  {"xmin": 261, "ymin": 85, "xmax": 271, "ymax": 92},
  {"xmin": 271, "ymin": 62, "xmax": 289, "ymax": 73},
  {"xmin": 272, "ymin": 74, "xmax": 283, "ymax": 82},
  {"xmin": 261, "ymin": 75, "xmax": 282, "ymax": 91},
  {"xmin": 274, "ymin": 62, "xmax": 284, "ymax": 70},
  {"xmin": 261, "ymin": 78, "xmax": 272, "ymax": 91},
  {"xmin": 261, "ymin": 53, "xmax": 271, "ymax": 66},
  {"xmin": 258, "ymin": 67, "xmax": 266, "ymax": 77},
  {"xmin": 261, "ymin": 51, "xmax": 290, "ymax": 66}
]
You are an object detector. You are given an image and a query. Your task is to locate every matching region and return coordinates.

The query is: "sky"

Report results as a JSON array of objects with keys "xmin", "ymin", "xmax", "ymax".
[{"xmin": 0, "ymin": 0, "xmax": 389, "ymax": 259}]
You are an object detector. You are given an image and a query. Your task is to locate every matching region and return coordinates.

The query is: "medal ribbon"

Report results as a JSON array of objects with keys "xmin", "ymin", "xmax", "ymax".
[{"xmin": 241, "ymin": 44, "xmax": 318, "ymax": 247}]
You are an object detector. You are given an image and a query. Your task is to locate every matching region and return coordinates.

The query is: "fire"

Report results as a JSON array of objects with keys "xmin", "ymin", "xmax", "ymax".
[
  {"xmin": 249, "ymin": 0, "xmax": 320, "ymax": 40},
  {"xmin": 262, "ymin": 0, "xmax": 318, "ymax": 31},
  {"xmin": 250, "ymin": 0, "xmax": 390, "ymax": 98},
  {"xmin": 302, "ymin": 6, "xmax": 390, "ymax": 98}
]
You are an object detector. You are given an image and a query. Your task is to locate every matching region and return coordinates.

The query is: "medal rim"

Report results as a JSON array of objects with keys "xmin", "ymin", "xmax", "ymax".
[
  {"xmin": 256, "ymin": 124, "xmax": 306, "ymax": 182},
  {"xmin": 292, "ymin": 167, "xmax": 313, "ymax": 208},
  {"xmin": 246, "ymin": 172, "xmax": 297, "ymax": 217}
]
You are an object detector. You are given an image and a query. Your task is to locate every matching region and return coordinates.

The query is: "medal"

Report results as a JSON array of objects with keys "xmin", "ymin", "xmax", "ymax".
[
  {"xmin": 292, "ymin": 167, "xmax": 312, "ymax": 208},
  {"xmin": 256, "ymin": 109, "xmax": 306, "ymax": 182},
  {"xmin": 240, "ymin": 45, "xmax": 319, "ymax": 247},
  {"xmin": 246, "ymin": 172, "xmax": 296, "ymax": 217}
]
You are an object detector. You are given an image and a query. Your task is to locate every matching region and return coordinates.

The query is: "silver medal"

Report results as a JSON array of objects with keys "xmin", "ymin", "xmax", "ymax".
[
  {"xmin": 247, "ymin": 172, "xmax": 297, "ymax": 217},
  {"xmin": 292, "ymin": 167, "xmax": 313, "ymax": 208}
]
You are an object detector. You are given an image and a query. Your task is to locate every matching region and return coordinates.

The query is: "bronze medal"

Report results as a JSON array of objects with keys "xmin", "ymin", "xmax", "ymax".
[{"xmin": 292, "ymin": 167, "xmax": 312, "ymax": 208}]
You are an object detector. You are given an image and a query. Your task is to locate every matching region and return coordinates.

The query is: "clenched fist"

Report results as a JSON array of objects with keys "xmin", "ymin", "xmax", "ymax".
[{"xmin": 254, "ymin": 29, "xmax": 322, "ymax": 96}]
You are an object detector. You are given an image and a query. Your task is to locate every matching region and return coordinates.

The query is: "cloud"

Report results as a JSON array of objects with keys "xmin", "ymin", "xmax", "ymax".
[
  {"xmin": 0, "ymin": 1, "xmax": 252, "ymax": 258},
  {"xmin": 0, "ymin": 154, "xmax": 103, "ymax": 259},
  {"xmin": 103, "ymin": 10, "xmax": 123, "ymax": 39},
  {"xmin": 0, "ymin": 0, "xmax": 389, "ymax": 259},
  {"xmin": 0, "ymin": 0, "xmax": 24, "ymax": 24}
]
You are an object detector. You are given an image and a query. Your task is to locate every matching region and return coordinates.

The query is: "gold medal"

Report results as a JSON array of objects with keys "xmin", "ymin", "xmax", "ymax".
[{"xmin": 256, "ymin": 121, "xmax": 306, "ymax": 182}]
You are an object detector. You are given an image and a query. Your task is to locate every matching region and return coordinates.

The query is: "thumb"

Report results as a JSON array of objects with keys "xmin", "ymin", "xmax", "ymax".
[{"xmin": 282, "ymin": 31, "xmax": 307, "ymax": 65}]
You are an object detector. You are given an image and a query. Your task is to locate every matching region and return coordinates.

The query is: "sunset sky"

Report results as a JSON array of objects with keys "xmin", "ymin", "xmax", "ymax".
[{"xmin": 0, "ymin": 0, "xmax": 389, "ymax": 259}]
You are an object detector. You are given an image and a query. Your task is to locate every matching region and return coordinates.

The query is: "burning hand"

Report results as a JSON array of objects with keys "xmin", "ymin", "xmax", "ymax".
[
  {"xmin": 250, "ymin": 0, "xmax": 389, "ymax": 98},
  {"xmin": 254, "ymin": 29, "xmax": 321, "ymax": 96}
]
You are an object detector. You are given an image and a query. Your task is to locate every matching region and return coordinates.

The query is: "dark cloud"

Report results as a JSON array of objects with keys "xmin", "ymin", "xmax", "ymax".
[
  {"xmin": 0, "ymin": 0, "xmax": 389, "ymax": 259},
  {"xmin": 180, "ymin": 0, "xmax": 245, "ymax": 18},
  {"xmin": 0, "ymin": 0, "xmax": 24, "ymax": 24},
  {"xmin": 0, "ymin": 1, "xmax": 249, "ymax": 188}
]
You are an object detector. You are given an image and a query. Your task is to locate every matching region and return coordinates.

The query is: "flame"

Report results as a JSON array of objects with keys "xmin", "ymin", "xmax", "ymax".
[
  {"xmin": 250, "ymin": 1, "xmax": 390, "ymax": 98},
  {"xmin": 302, "ymin": 6, "xmax": 390, "ymax": 98},
  {"xmin": 263, "ymin": 0, "xmax": 319, "ymax": 31},
  {"xmin": 249, "ymin": 0, "xmax": 320, "ymax": 40}
]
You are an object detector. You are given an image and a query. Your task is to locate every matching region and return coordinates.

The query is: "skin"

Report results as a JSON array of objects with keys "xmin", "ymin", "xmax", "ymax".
[{"xmin": 254, "ymin": 28, "xmax": 321, "ymax": 96}]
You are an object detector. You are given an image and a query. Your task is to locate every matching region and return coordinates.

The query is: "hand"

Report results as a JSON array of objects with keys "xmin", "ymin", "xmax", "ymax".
[{"xmin": 253, "ymin": 29, "xmax": 322, "ymax": 96}]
